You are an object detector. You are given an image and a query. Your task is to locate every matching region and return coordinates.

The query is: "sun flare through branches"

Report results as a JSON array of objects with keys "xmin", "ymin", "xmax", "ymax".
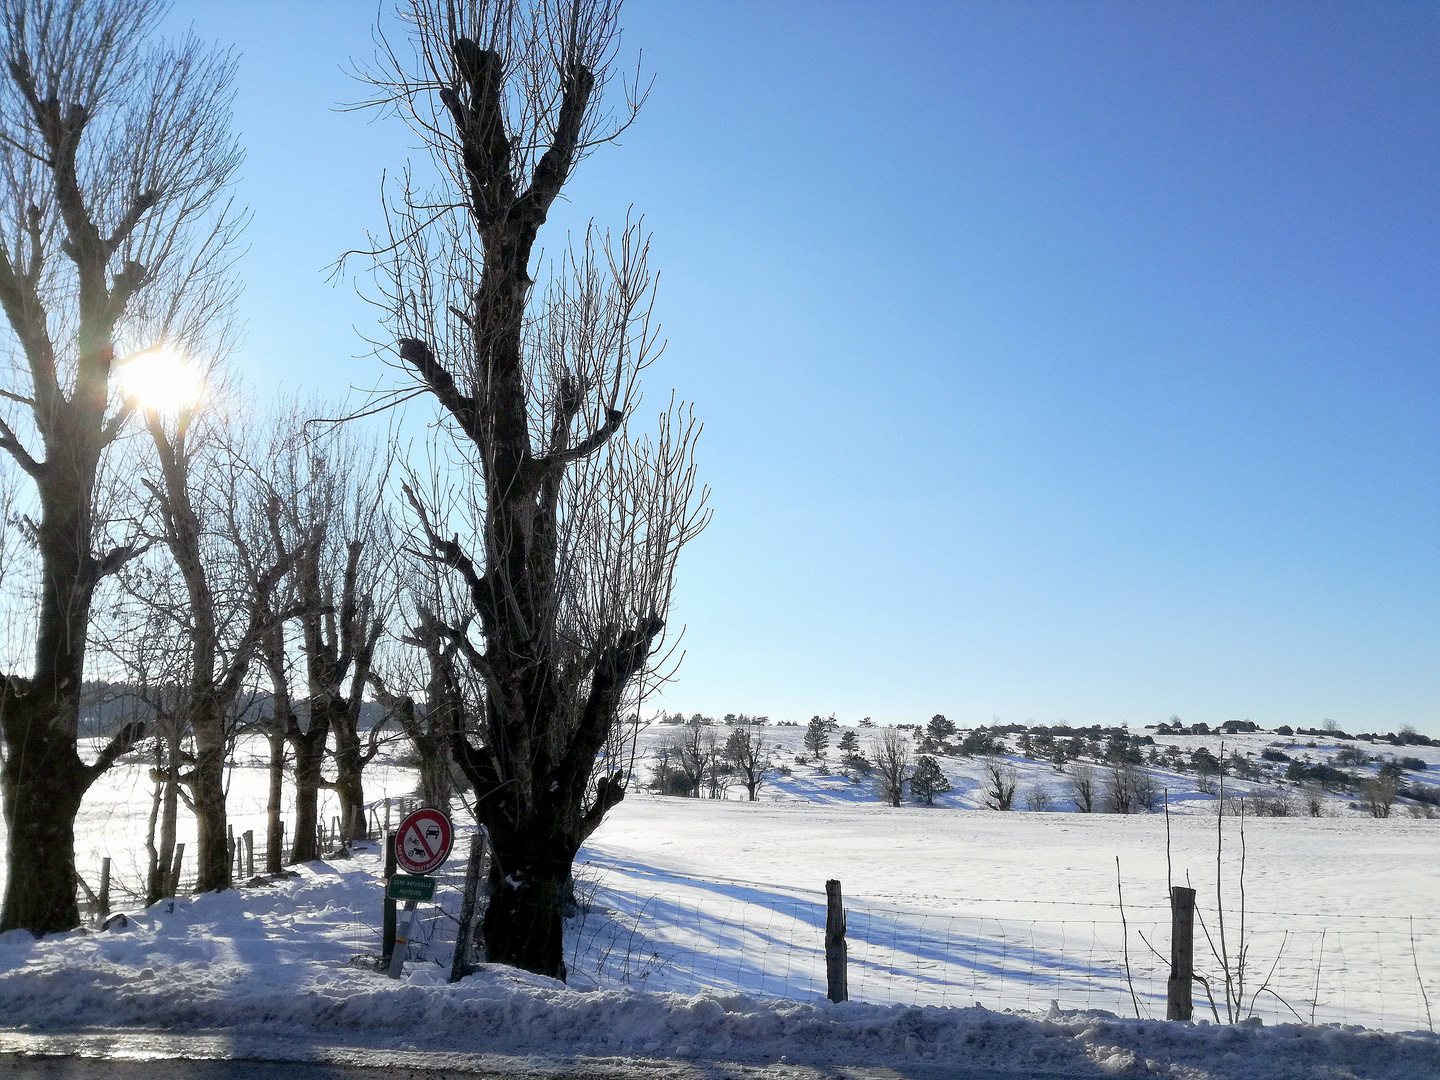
[{"xmin": 116, "ymin": 347, "xmax": 206, "ymax": 415}]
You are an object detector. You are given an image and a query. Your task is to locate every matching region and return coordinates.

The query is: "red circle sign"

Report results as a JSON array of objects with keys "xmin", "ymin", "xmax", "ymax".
[{"xmin": 394, "ymin": 808, "xmax": 454, "ymax": 875}]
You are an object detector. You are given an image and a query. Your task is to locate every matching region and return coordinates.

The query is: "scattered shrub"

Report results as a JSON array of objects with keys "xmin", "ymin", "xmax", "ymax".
[{"xmin": 1023, "ymin": 782, "xmax": 1055, "ymax": 812}]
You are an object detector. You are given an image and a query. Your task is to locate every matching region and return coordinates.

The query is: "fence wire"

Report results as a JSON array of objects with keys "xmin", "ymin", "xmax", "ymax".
[{"xmin": 563, "ymin": 868, "xmax": 1438, "ymax": 1034}]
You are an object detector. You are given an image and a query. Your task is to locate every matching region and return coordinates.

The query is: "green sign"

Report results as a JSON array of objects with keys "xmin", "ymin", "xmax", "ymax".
[{"xmin": 387, "ymin": 874, "xmax": 436, "ymax": 903}]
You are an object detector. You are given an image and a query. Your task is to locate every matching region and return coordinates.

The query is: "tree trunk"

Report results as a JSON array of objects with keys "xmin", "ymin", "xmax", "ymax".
[
  {"xmin": 147, "ymin": 731, "xmax": 181, "ymax": 905},
  {"xmin": 416, "ymin": 735, "xmax": 453, "ymax": 813},
  {"xmin": 143, "ymin": 743, "xmax": 162, "ymax": 903},
  {"xmin": 0, "ymin": 474, "xmax": 103, "ymax": 933},
  {"xmin": 186, "ymin": 691, "xmax": 230, "ymax": 891},
  {"xmin": 482, "ymin": 833, "xmax": 574, "ymax": 979},
  {"xmin": 265, "ymin": 728, "xmax": 285, "ymax": 875},
  {"xmin": 289, "ymin": 724, "xmax": 325, "ymax": 864},
  {"xmin": 328, "ymin": 711, "xmax": 366, "ymax": 843},
  {"xmin": 0, "ymin": 715, "xmax": 88, "ymax": 934}
]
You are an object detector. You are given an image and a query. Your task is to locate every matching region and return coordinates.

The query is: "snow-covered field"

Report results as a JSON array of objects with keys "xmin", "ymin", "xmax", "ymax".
[{"xmin": 0, "ymin": 721, "xmax": 1437, "ymax": 1078}]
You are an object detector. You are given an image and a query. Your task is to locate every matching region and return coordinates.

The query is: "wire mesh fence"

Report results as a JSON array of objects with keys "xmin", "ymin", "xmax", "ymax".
[{"xmin": 563, "ymin": 866, "xmax": 1439, "ymax": 1034}]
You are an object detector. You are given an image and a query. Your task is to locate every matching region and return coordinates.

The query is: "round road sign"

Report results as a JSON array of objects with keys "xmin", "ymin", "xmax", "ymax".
[{"xmin": 394, "ymin": 808, "xmax": 454, "ymax": 875}]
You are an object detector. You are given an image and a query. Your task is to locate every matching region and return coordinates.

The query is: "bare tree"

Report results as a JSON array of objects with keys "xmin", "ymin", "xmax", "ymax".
[
  {"xmin": 1068, "ymin": 763, "xmax": 1099, "ymax": 812},
  {"xmin": 667, "ymin": 720, "xmax": 709, "ymax": 798},
  {"xmin": 136, "ymin": 397, "xmax": 299, "ymax": 890},
  {"xmin": 358, "ymin": 0, "xmax": 707, "ymax": 977},
  {"xmin": 724, "ymin": 725, "xmax": 771, "ymax": 801},
  {"xmin": 871, "ymin": 727, "xmax": 911, "ymax": 807},
  {"xmin": 370, "ymin": 593, "xmax": 470, "ymax": 814},
  {"xmin": 1364, "ymin": 774, "xmax": 1397, "ymax": 819},
  {"xmin": 981, "ymin": 760, "xmax": 1018, "ymax": 811},
  {"xmin": 0, "ymin": 0, "xmax": 242, "ymax": 931},
  {"xmin": 266, "ymin": 418, "xmax": 392, "ymax": 853}
]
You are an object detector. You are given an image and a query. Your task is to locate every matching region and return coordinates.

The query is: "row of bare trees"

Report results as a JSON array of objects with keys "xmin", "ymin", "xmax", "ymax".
[{"xmin": 0, "ymin": 0, "xmax": 709, "ymax": 992}]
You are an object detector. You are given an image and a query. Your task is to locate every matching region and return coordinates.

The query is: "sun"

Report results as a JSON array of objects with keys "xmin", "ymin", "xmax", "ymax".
[{"xmin": 115, "ymin": 346, "xmax": 205, "ymax": 414}]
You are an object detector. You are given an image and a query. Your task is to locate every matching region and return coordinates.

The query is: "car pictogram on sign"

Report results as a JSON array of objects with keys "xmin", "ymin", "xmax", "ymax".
[{"xmin": 393, "ymin": 808, "xmax": 454, "ymax": 876}]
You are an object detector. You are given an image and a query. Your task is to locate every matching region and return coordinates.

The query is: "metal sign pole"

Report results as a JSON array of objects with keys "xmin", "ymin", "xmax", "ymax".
[{"xmin": 387, "ymin": 899, "xmax": 418, "ymax": 979}]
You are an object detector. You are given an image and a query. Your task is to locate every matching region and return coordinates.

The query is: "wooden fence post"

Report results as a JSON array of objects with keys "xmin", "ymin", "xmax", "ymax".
[
  {"xmin": 169, "ymin": 843, "xmax": 185, "ymax": 898},
  {"xmin": 243, "ymin": 830, "xmax": 254, "ymax": 880},
  {"xmin": 1168, "ymin": 885, "xmax": 1195, "ymax": 1020},
  {"xmin": 97, "ymin": 858, "xmax": 110, "ymax": 926},
  {"xmin": 381, "ymin": 831, "xmax": 397, "ymax": 964},
  {"xmin": 227, "ymin": 825, "xmax": 236, "ymax": 882},
  {"xmin": 449, "ymin": 832, "xmax": 489, "ymax": 983},
  {"xmin": 825, "ymin": 878, "xmax": 848, "ymax": 1003}
]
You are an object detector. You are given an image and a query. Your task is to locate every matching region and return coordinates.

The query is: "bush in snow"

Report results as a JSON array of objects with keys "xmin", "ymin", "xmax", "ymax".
[{"xmin": 1023, "ymin": 781, "xmax": 1055, "ymax": 812}]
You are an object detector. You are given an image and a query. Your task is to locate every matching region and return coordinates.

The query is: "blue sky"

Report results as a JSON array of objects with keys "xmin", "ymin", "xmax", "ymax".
[{"xmin": 165, "ymin": 2, "xmax": 1438, "ymax": 733}]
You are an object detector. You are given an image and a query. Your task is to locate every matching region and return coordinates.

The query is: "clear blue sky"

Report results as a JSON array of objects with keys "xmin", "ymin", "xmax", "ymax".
[{"xmin": 164, "ymin": 2, "xmax": 1439, "ymax": 734}]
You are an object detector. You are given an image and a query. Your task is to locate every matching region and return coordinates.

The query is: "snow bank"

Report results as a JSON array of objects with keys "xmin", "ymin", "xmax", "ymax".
[{"xmin": 0, "ymin": 864, "xmax": 1436, "ymax": 1079}]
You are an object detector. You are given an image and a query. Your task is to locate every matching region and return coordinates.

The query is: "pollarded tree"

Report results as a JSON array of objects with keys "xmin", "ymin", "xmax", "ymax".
[
  {"xmin": 0, "ymin": 0, "xmax": 242, "ymax": 932},
  {"xmin": 136, "ymin": 395, "xmax": 301, "ymax": 891},
  {"xmin": 362, "ymin": 0, "xmax": 707, "ymax": 978}
]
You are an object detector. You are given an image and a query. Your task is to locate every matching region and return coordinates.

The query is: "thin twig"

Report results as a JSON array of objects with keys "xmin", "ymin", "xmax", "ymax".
[
  {"xmin": 1413, "ymin": 916, "xmax": 1435, "ymax": 1033},
  {"xmin": 1116, "ymin": 856, "xmax": 1142, "ymax": 1019},
  {"xmin": 1311, "ymin": 928, "xmax": 1326, "ymax": 1025}
]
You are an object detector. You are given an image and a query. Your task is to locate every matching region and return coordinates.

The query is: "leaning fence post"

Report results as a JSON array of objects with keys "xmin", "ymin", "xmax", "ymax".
[
  {"xmin": 97, "ymin": 857, "xmax": 111, "ymax": 926},
  {"xmin": 825, "ymin": 878, "xmax": 848, "ymax": 1003},
  {"xmin": 243, "ymin": 830, "xmax": 254, "ymax": 880},
  {"xmin": 1168, "ymin": 885, "xmax": 1196, "ymax": 1020},
  {"xmin": 449, "ymin": 832, "xmax": 489, "ymax": 983},
  {"xmin": 381, "ymin": 830, "xmax": 397, "ymax": 964},
  {"xmin": 169, "ymin": 843, "xmax": 185, "ymax": 898}
]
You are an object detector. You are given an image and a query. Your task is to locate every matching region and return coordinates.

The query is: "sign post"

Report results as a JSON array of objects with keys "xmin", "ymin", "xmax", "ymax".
[{"xmin": 385, "ymin": 808, "xmax": 454, "ymax": 979}]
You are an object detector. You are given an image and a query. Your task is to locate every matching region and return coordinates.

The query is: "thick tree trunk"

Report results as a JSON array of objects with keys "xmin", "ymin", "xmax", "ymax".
[
  {"xmin": 329, "ymin": 715, "xmax": 366, "ymax": 843},
  {"xmin": 0, "ymin": 715, "xmax": 88, "ymax": 934},
  {"xmin": 265, "ymin": 729, "xmax": 285, "ymax": 875},
  {"xmin": 416, "ymin": 736, "xmax": 453, "ymax": 813},
  {"xmin": 482, "ymin": 835, "xmax": 574, "ymax": 980},
  {"xmin": 189, "ymin": 730, "xmax": 229, "ymax": 891},
  {"xmin": 289, "ymin": 727, "xmax": 325, "ymax": 864},
  {"xmin": 0, "ymin": 473, "xmax": 102, "ymax": 933}
]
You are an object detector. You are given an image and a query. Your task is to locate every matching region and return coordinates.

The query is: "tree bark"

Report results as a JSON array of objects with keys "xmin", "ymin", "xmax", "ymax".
[
  {"xmin": 0, "ymin": 717, "xmax": 88, "ymax": 933},
  {"xmin": 265, "ymin": 725, "xmax": 285, "ymax": 875},
  {"xmin": 288, "ymin": 719, "xmax": 326, "ymax": 864}
]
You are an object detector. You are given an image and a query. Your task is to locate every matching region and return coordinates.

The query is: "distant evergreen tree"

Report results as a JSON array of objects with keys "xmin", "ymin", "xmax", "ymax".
[
  {"xmin": 837, "ymin": 729, "xmax": 860, "ymax": 755},
  {"xmin": 804, "ymin": 715, "xmax": 831, "ymax": 758},
  {"xmin": 926, "ymin": 714, "xmax": 957, "ymax": 746},
  {"xmin": 910, "ymin": 755, "xmax": 952, "ymax": 806}
]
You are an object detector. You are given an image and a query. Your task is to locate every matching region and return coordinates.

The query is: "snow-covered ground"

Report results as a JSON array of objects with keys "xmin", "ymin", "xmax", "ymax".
[{"xmin": 0, "ymin": 721, "xmax": 1437, "ymax": 1078}]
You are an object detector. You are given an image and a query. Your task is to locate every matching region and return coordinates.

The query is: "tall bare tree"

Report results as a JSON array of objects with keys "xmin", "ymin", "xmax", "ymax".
[
  {"xmin": 871, "ymin": 727, "xmax": 911, "ymax": 808},
  {"xmin": 369, "ymin": 589, "xmax": 470, "ymax": 815},
  {"xmin": 724, "ymin": 726, "xmax": 772, "ymax": 802},
  {"xmin": 0, "ymin": 0, "xmax": 242, "ymax": 932},
  {"xmin": 359, "ymin": 0, "xmax": 707, "ymax": 977},
  {"xmin": 138, "ymin": 395, "xmax": 299, "ymax": 891}
]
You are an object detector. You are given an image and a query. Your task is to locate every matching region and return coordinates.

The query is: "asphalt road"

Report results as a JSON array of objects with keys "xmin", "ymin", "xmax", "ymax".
[{"xmin": 0, "ymin": 1032, "xmax": 1097, "ymax": 1080}]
